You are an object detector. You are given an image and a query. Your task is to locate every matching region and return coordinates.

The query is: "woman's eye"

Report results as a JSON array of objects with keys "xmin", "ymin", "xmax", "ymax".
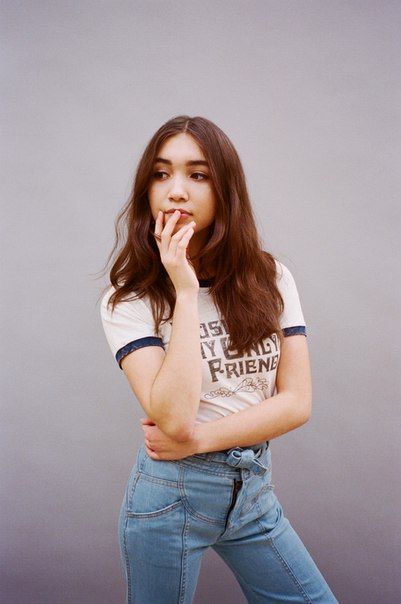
[{"xmin": 153, "ymin": 171, "xmax": 208, "ymax": 181}]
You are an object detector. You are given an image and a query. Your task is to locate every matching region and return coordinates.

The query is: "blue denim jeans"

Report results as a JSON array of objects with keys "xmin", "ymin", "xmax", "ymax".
[{"xmin": 118, "ymin": 441, "xmax": 338, "ymax": 603}]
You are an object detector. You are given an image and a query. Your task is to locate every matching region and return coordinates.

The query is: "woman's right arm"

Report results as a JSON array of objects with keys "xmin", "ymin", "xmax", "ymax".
[
  {"xmin": 148, "ymin": 289, "xmax": 202, "ymax": 442},
  {"xmin": 111, "ymin": 210, "xmax": 202, "ymax": 441},
  {"xmin": 143, "ymin": 209, "xmax": 202, "ymax": 441}
]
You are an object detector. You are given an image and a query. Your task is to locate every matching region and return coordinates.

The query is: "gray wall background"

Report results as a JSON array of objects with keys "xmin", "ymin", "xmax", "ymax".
[{"xmin": 2, "ymin": 1, "xmax": 400, "ymax": 602}]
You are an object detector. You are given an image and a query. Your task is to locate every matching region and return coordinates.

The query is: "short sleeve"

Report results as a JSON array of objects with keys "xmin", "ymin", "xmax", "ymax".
[
  {"xmin": 275, "ymin": 261, "xmax": 307, "ymax": 337},
  {"xmin": 100, "ymin": 286, "xmax": 165, "ymax": 369}
]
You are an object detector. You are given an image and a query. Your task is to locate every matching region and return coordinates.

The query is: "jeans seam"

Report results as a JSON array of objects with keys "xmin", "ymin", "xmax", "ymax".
[
  {"xmin": 212, "ymin": 548, "xmax": 261, "ymax": 600},
  {"xmin": 125, "ymin": 499, "xmax": 183, "ymax": 518},
  {"xmin": 269, "ymin": 535, "xmax": 313, "ymax": 603},
  {"xmin": 179, "ymin": 507, "xmax": 190, "ymax": 604},
  {"xmin": 139, "ymin": 473, "xmax": 180, "ymax": 487},
  {"xmin": 180, "ymin": 497, "xmax": 227, "ymax": 525},
  {"xmin": 127, "ymin": 473, "xmax": 141, "ymax": 512},
  {"xmin": 173, "ymin": 459, "xmax": 239, "ymax": 479},
  {"xmin": 122, "ymin": 515, "xmax": 132, "ymax": 603}
]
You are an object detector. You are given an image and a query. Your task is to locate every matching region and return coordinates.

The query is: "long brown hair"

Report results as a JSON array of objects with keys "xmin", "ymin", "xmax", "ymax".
[{"xmin": 97, "ymin": 115, "xmax": 285, "ymax": 356}]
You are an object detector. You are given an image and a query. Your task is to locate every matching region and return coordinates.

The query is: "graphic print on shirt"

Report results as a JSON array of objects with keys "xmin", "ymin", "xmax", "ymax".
[{"xmin": 200, "ymin": 318, "xmax": 279, "ymax": 399}]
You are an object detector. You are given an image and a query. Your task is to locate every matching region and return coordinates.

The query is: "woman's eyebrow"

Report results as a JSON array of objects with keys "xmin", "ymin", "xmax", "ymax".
[{"xmin": 154, "ymin": 157, "xmax": 209, "ymax": 167}]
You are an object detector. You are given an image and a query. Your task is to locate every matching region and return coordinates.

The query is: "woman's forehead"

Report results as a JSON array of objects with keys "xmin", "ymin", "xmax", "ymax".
[{"xmin": 156, "ymin": 133, "xmax": 206, "ymax": 163}]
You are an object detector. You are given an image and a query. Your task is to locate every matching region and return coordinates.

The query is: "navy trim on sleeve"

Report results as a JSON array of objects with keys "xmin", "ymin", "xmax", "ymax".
[
  {"xmin": 283, "ymin": 325, "xmax": 307, "ymax": 337},
  {"xmin": 116, "ymin": 336, "xmax": 165, "ymax": 369}
]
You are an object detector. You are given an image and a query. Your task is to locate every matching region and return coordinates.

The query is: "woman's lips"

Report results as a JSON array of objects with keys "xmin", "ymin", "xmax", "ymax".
[{"xmin": 165, "ymin": 210, "xmax": 192, "ymax": 217}]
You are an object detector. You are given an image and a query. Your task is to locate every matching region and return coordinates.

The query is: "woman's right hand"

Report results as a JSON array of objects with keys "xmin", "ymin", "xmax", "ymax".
[{"xmin": 153, "ymin": 210, "xmax": 199, "ymax": 294}]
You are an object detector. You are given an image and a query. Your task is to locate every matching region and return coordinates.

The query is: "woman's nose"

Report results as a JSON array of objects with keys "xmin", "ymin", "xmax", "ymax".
[
  {"xmin": 168, "ymin": 187, "xmax": 189, "ymax": 201},
  {"xmin": 168, "ymin": 175, "xmax": 189, "ymax": 199}
]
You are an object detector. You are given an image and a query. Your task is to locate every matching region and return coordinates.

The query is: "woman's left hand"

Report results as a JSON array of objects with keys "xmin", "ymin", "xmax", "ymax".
[{"xmin": 140, "ymin": 417, "xmax": 198, "ymax": 460}]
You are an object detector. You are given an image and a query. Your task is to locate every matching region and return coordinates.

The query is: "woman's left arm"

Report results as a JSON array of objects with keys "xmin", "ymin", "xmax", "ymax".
[
  {"xmin": 193, "ymin": 334, "xmax": 312, "ymax": 453},
  {"xmin": 142, "ymin": 335, "xmax": 312, "ymax": 459}
]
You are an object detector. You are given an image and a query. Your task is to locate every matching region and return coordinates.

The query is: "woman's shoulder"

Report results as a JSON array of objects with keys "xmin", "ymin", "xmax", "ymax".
[
  {"xmin": 273, "ymin": 258, "xmax": 292, "ymax": 280},
  {"xmin": 273, "ymin": 258, "xmax": 303, "ymax": 290},
  {"xmin": 272, "ymin": 258, "xmax": 304, "ymax": 305},
  {"xmin": 100, "ymin": 284, "xmax": 153, "ymax": 322}
]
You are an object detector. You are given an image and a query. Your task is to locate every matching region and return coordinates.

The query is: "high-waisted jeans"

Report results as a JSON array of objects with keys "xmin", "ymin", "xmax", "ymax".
[{"xmin": 118, "ymin": 440, "xmax": 338, "ymax": 603}]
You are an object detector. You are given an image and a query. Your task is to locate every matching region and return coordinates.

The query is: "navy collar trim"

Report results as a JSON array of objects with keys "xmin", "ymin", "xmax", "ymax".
[{"xmin": 198, "ymin": 277, "xmax": 214, "ymax": 287}]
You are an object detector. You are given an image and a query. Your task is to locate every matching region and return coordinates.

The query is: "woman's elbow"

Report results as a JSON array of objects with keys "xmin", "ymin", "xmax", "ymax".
[
  {"xmin": 172, "ymin": 426, "xmax": 195, "ymax": 443},
  {"xmin": 299, "ymin": 396, "xmax": 312, "ymax": 425},
  {"xmin": 157, "ymin": 416, "xmax": 195, "ymax": 443}
]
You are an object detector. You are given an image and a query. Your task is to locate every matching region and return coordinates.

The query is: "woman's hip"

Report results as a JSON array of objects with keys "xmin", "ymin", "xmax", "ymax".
[{"xmin": 120, "ymin": 441, "xmax": 274, "ymax": 527}]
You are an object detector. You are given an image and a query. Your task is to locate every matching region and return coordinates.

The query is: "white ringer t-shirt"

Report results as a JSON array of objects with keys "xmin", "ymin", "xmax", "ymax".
[{"xmin": 100, "ymin": 259, "xmax": 307, "ymax": 424}]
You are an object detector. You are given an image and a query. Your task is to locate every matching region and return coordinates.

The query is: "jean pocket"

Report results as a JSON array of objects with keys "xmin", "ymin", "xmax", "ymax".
[
  {"xmin": 126, "ymin": 472, "xmax": 183, "ymax": 519},
  {"xmin": 181, "ymin": 467, "xmax": 234, "ymax": 524}
]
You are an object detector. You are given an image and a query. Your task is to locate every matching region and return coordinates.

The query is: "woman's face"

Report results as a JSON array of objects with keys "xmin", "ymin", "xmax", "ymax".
[{"xmin": 148, "ymin": 133, "xmax": 217, "ymax": 255}]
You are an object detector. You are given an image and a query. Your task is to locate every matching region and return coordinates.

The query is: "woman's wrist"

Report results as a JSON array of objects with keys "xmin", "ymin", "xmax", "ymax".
[{"xmin": 191, "ymin": 422, "xmax": 211, "ymax": 455}]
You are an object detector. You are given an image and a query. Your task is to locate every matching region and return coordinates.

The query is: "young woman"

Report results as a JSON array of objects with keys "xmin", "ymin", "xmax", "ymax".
[{"xmin": 100, "ymin": 115, "xmax": 338, "ymax": 603}]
